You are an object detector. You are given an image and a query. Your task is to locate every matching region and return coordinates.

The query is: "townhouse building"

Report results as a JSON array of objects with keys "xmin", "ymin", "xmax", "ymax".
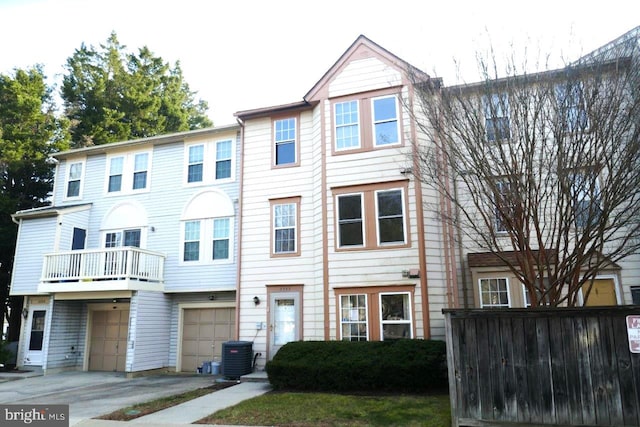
[
  {"xmin": 9, "ymin": 29, "xmax": 638, "ymax": 374},
  {"xmin": 235, "ymin": 36, "xmax": 451, "ymax": 367},
  {"xmin": 11, "ymin": 125, "xmax": 242, "ymax": 373}
]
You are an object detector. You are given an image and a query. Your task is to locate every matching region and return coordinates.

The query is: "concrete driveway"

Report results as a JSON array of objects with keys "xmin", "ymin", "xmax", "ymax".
[{"xmin": 0, "ymin": 371, "xmax": 217, "ymax": 425}]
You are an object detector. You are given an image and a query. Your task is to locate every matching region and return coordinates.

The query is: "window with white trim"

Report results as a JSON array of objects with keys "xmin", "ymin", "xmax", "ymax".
[
  {"xmin": 66, "ymin": 161, "xmax": 84, "ymax": 198},
  {"xmin": 333, "ymin": 93, "xmax": 403, "ymax": 153},
  {"xmin": 479, "ymin": 278, "xmax": 510, "ymax": 307},
  {"xmin": 182, "ymin": 218, "xmax": 233, "ymax": 263},
  {"xmin": 185, "ymin": 139, "xmax": 235, "ymax": 185},
  {"xmin": 556, "ymin": 82, "xmax": 588, "ymax": 132},
  {"xmin": 380, "ymin": 293, "xmax": 412, "ymax": 340},
  {"xmin": 338, "ymin": 288, "xmax": 414, "ymax": 341},
  {"xmin": 274, "ymin": 118, "xmax": 297, "ymax": 166},
  {"xmin": 376, "ymin": 189, "xmax": 405, "ymax": 244},
  {"xmin": 180, "ymin": 190, "xmax": 235, "ymax": 264},
  {"xmin": 212, "ymin": 218, "xmax": 230, "ymax": 260},
  {"xmin": 272, "ymin": 200, "xmax": 298, "ymax": 255},
  {"xmin": 108, "ymin": 157, "xmax": 124, "ymax": 192},
  {"xmin": 183, "ymin": 221, "xmax": 201, "ymax": 261},
  {"xmin": 215, "ymin": 140, "xmax": 232, "ymax": 179},
  {"xmin": 133, "ymin": 153, "xmax": 149, "ymax": 189},
  {"xmin": 335, "ymin": 100, "xmax": 360, "ymax": 150},
  {"xmin": 337, "ymin": 193, "xmax": 364, "ymax": 247},
  {"xmin": 187, "ymin": 145, "xmax": 204, "ymax": 183},
  {"xmin": 483, "ymin": 93, "xmax": 511, "ymax": 142},
  {"xmin": 570, "ymin": 170, "xmax": 601, "ymax": 228},
  {"xmin": 105, "ymin": 151, "xmax": 151, "ymax": 194},
  {"xmin": 340, "ymin": 294, "xmax": 368, "ymax": 341},
  {"xmin": 372, "ymin": 96, "xmax": 399, "ymax": 146},
  {"xmin": 335, "ymin": 183, "xmax": 407, "ymax": 250},
  {"xmin": 493, "ymin": 180, "xmax": 513, "ymax": 233}
]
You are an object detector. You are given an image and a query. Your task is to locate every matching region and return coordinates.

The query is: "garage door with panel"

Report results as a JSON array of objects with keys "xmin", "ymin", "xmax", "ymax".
[
  {"xmin": 89, "ymin": 309, "xmax": 129, "ymax": 372},
  {"xmin": 181, "ymin": 307, "xmax": 235, "ymax": 372}
]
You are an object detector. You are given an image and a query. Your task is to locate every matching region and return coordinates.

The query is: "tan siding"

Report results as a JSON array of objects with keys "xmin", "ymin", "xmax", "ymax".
[{"xmin": 329, "ymin": 58, "xmax": 402, "ymax": 98}]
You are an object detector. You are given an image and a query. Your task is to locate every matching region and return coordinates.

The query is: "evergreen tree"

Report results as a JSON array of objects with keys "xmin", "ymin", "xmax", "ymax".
[
  {"xmin": 62, "ymin": 32, "xmax": 212, "ymax": 148},
  {"xmin": 0, "ymin": 67, "xmax": 69, "ymax": 340}
]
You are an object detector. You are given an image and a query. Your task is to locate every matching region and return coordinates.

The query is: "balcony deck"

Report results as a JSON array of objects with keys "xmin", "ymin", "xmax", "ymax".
[{"xmin": 38, "ymin": 247, "xmax": 165, "ymax": 293}]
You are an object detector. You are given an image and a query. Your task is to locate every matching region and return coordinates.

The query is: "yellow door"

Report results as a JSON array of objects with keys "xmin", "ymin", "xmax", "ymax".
[{"xmin": 583, "ymin": 279, "xmax": 617, "ymax": 306}]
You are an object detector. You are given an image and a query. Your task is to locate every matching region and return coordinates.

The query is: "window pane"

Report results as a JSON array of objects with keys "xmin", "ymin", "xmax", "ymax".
[
  {"xmin": 216, "ymin": 141, "xmax": 232, "ymax": 179},
  {"xmin": 377, "ymin": 190, "xmax": 404, "ymax": 244},
  {"xmin": 373, "ymin": 97, "xmax": 397, "ymax": 121},
  {"xmin": 483, "ymin": 94, "xmax": 510, "ymax": 141},
  {"xmin": 275, "ymin": 119, "xmax": 296, "ymax": 165},
  {"xmin": 480, "ymin": 278, "xmax": 509, "ymax": 307},
  {"xmin": 335, "ymin": 101, "xmax": 360, "ymax": 149},
  {"xmin": 124, "ymin": 230, "xmax": 141, "ymax": 247},
  {"xmin": 274, "ymin": 204, "xmax": 295, "ymax": 227},
  {"xmin": 108, "ymin": 175, "xmax": 122, "ymax": 192},
  {"xmin": 134, "ymin": 153, "xmax": 148, "ymax": 171},
  {"xmin": 69, "ymin": 163, "xmax": 82, "ymax": 179},
  {"xmin": 373, "ymin": 97, "xmax": 398, "ymax": 145},
  {"xmin": 276, "ymin": 142, "xmax": 295, "ymax": 165},
  {"xmin": 189, "ymin": 145, "xmax": 204, "ymax": 163},
  {"xmin": 339, "ymin": 195, "xmax": 362, "ymax": 220},
  {"xmin": 185, "ymin": 221, "xmax": 200, "ymax": 240},
  {"xmin": 213, "ymin": 240, "xmax": 229, "ymax": 259},
  {"xmin": 183, "ymin": 242, "xmax": 200, "ymax": 261},
  {"xmin": 133, "ymin": 171, "xmax": 147, "ymax": 189},
  {"xmin": 275, "ymin": 229, "xmax": 295, "ymax": 253},
  {"xmin": 340, "ymin": 294, "xmax": 367, "ymax": 341},
  {"xmin": 375, "ymin": 121, "xmax": 399, "ymax": 145},
  {"xmin": 110, "ymin": 157, "xmax": 124, "ymax": 174},
  {"xmin": 188, "ymin": 163, "xmax": 203, "ymax": 183},
  {"xmin": 382, "ymin": 324, "xmax": 410, "ymax": 340},
  {"xmin": 377, "ymin": 190, "xmax": 402, "ymax": 216},
  {"xmin": 105, "ymin": 232, "xmax": 121, "ymax": 248},
  {"xmin": 216, "ymin": 140, "xmax": 232, "ymax": 159},
  {"xmin": 338, "ymin": 195, "xmax": 363, "ymax": 246},
  {"xmin": 216, "ymin": 159, "xmax": 231, "ymax": 180},
  {"xmin": 67, "ymin": 181, "xmax": 80, "ymax": 197},
  {"xmin": 213, "ymin": 218, "xmax": 229, "ymax": 238}
]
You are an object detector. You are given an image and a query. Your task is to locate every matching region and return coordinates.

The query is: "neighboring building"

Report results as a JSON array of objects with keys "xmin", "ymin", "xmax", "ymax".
[
  {"xmin": 11, "ymin": 125, "xmax": 241, "ymax": 373},
  {"xmin": 434, "ymin": 26, "xmax": 640, "ymax": 310},
  {"xmin": 235, "ymin": 35, "xmax": 452, "ymax": 368}
]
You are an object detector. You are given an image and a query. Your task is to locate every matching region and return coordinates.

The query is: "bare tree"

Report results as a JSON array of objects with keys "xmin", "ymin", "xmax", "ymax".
[{"xmin": 410, "ymin": 40, "xmax": 640, "ymax": 307}]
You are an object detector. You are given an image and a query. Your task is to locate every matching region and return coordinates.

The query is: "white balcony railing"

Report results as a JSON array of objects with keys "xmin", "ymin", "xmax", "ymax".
[{"xmin": 41, "ymin": 247, "xmax": 165, "ymax": 284}]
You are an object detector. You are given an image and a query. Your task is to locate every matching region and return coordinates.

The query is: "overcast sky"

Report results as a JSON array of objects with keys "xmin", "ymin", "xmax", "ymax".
[{"xmin": 0, "ymin": 0, "xmax": 638, "ymax": 125}]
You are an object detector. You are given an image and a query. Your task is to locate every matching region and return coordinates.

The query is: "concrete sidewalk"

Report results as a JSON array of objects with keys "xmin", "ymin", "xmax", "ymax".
[{"xmin": 73, "ymin": 381, "xmax": 271, "ymax": 427}]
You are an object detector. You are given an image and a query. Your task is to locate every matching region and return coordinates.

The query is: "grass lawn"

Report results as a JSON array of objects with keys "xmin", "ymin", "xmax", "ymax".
[{"xmin": 197, "ymin": 391, "xmax": 451, "ymax": 426}]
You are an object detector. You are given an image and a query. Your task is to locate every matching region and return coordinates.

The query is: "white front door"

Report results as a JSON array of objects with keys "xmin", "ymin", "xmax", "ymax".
[
  {"xmin": 269, "ymin": 292, "xmax": 300, "ymax": 360},
  {"xmin": 24, "ymin": 307, "xmax": 47, "ymax": 366}
]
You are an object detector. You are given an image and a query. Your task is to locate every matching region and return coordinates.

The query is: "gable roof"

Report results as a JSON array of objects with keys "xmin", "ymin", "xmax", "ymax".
[
  {"xmin": 304, "ymin": 34, "xmax": 432, "ymax": 102},
  {"xmin": 235, "ymin": 35, "xmax": 436, "ymax": 120}
]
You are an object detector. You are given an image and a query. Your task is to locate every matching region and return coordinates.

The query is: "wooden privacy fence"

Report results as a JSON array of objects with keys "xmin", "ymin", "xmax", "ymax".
[{"xmin": 443, "ymin": 307, "xmax": 640, "ymax": 427}]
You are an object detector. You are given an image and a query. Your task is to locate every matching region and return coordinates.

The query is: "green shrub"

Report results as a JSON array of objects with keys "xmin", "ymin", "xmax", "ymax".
[{"xmin": 265, "ymin": 339, "xmax": 448, "ymax": 393}]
